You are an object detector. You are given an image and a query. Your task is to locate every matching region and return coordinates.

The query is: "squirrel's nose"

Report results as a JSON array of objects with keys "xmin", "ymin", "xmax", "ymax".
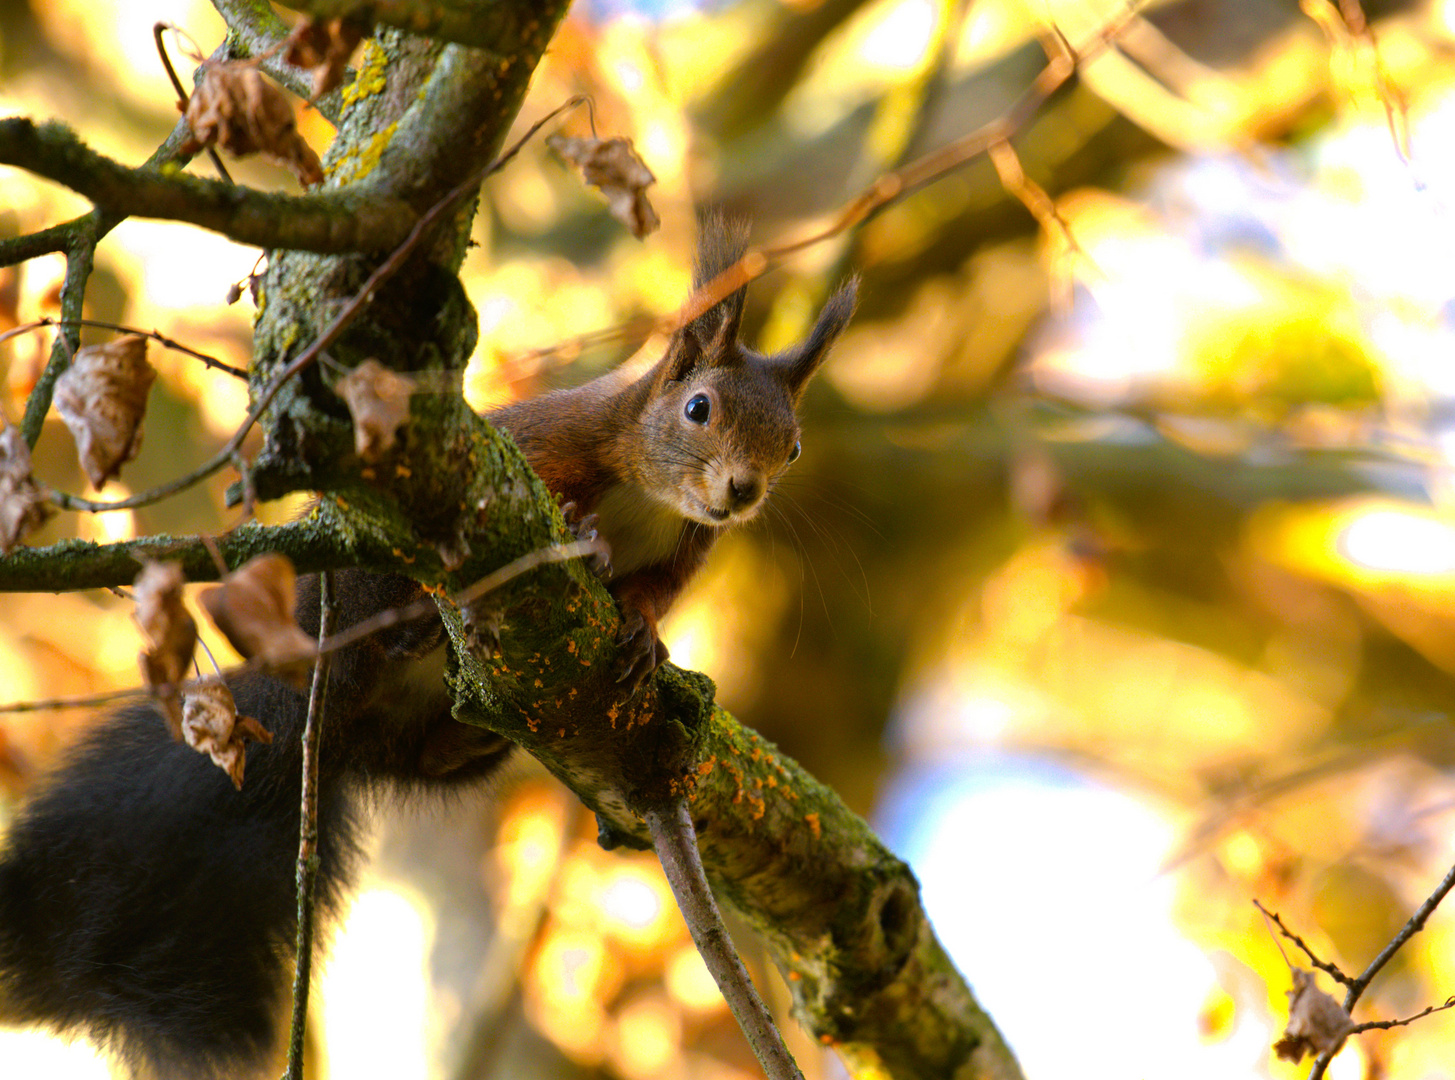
[{"xmin": 727, "ymin": 475, "xmax": 763, "ymax": 510}]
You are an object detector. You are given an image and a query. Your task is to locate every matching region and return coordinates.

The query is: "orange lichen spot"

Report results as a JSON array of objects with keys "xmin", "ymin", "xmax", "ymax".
[
  {"xmin": 334, "ymin": 495, "xmax": 349, "ymax": 510},
  {"xmin": 696, "ymin": 757, "xmax": 716, "ymax": 776},
  {"xmin": 421, "ymin": 582, "xmax": 445, "ymax": 596},
  {"xmin": 568, "ymin": 688, "xmax": 578, "ymax": 699},
  {"xmin": 533, "ymin": 677, "xmax": 543, "ymax": 688},
  {"xmin": 360, "ymin": 466, "xmax": 375, "ymax": 480},
  {"xmin": 750, "ymin": 747, "xmax": 762, "ymax": 761},
  {"xmin": 390, "ymin": 547, "xmax": 417, "ymax": 564},
  {"xmin": 557, "ymin": 726, "xmax": 566, "ymax": 737},
  {"xmin": 804, "ymin": 812, "xmax": 821, "ymax": 839},
  {"xmin": 526, "ymin": 715, "xmax": 539, "ymax": 732},
  {"xmin": 788, "ymin": 971, "xmax": 801, "ymax": 982},
  {"xmin": 750, "ymin": 795, "xmax": 765, "ymax": 820},
  {"xmin": 765, "ymin": 776, "xmax": 778, "ymax": 788},
  {"xmin": 566, "ymin": 640, "xmax": 578, "ymax": 654},
  {"xmin": 394, "ymin": 463, "xmax": 412, "ymax": 478},
  {"xmin": 606, "ymin": 703, "xmax": 621, "ymax": 728},
  {"xmin": 819, "ymin": 1034, "xmax": 835, "ymax": 1046}
]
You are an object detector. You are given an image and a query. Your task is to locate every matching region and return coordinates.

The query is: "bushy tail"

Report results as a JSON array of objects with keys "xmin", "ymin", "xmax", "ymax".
[
  {"xmin": 0, "ymin": 570, "xmax": 514, "ymax": 1077},
  {"xmin": 0, "ymin": 674, "xmax": 360, "ymax": 1078}
]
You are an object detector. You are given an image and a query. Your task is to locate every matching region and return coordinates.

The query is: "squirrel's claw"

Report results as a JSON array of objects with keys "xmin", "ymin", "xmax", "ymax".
[
  {"xmin": 562, "ymin": 504, "xmax": 612, "ymax": 578},
  {"xmin": 614, "ymin": 606, "xmax": 667, "ymax": 691}
]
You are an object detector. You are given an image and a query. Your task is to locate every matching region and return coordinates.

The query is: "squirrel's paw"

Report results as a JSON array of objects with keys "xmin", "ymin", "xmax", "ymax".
[
  {"xmin": 561, "ymin": 502, "xmax": 611, "ymax": 578},
  {"xmin": 614, "ymin": 606, "xmax": 667, "ymax": 691}
]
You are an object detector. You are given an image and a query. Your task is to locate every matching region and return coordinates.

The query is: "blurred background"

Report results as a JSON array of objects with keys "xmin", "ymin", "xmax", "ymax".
[{"xmin": 4, "ymin": 0, "xmax": 1455, "ymax": 1077}]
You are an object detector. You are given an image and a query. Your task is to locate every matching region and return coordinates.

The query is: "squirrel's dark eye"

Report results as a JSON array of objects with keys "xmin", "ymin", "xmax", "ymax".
[
  {"xmin": 787, "ymin": 440, "xmax": 801, "ymax": 464},
  {"xmin": 685, "ymin": 394, "xmax": 711, "ymax": 424}
]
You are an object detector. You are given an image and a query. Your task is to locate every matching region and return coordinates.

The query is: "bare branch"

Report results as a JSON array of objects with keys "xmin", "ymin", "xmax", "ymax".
[
  {"xmin": 647, "ymin": 798, "xmax": 805, "ymax": 1080},
  {"xmin": 285, "ymin": 570, "xmax": 334, "ymax": 1080},
  {"xmin": 1253, "ymin": 900, "xmax": 1355, "ymax": 988}
]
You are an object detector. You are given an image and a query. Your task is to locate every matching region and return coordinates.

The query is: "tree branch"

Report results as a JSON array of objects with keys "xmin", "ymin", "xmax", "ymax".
[
  {"xmin": 0, "ymin": 518, "xmax": 368, "ymax": 592},
  {"xmin": 0, "ymin": 119, "xmax": 417, "ymax": 253},
  {"xmin": 278, "ymin": 0, "xmax": 555, "ymax": 54}
]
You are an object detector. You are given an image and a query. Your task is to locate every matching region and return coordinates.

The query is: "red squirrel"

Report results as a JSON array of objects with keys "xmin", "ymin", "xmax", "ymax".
[
  {"xmin": 492, "ymin": 215, "xmax": 857, "ymax": 685},
  {"xmin": 0, "ymin": 215, "xmax": 855, "ymax": 1077}
]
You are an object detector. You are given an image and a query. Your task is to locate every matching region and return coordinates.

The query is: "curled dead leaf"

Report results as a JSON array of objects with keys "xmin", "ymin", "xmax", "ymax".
[
  {"xmin": 199, "ymin": 553, "xmax": 316, "ymax": 681},
  {"xmin": 1274, "ymin": 969, "xmax": 1355, "ymax": 1063},
  {"xmin": 334, "ymin": 359, "xmax": 416, "ymax": 462},
  {"xmin": 181, "ymin": 61, "xmax": 324, "ymax": 187},
  {"xmin": 548, "ymin": 134, "xmax": 660, "ymax": 238},
  {"xmin": 285, "ymin": 16, "xmax": 366, "ymax": 100},
  {"xmin": 53, "ymin": 335, "xmax": 157, "ymax": 489},
  {"xmin": 0, "ymin": 425, "xmax": 54, "ymax": 554},
  {"xmin": 181, "ymin": 676, "xmax": 271, "ymax": 790},
  {"xmin": 133, "ymin": 560, "xmax": 199, "ymax": 740}
]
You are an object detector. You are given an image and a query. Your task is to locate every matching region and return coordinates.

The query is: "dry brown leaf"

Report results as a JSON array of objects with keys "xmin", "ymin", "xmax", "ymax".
[
  {"xmin": 285, "ymin": 16, "xmax": 366, "ymax": 100},
  {"xmin": 181, "ymin": 676, "xmax": 272, "ymax": 790},
  {"xmin": 1274, "ymin": 969, "xmax": 1355, "ymax": 1063},
  {"xmin": 334, "ymin": 359, "xmax": 416, "ymax": 462},
  {"xmin": 53, "ymin": 335, "xmax": 157, "ymax": 490},
  {"xmin": 133, "ymin": 560, "xmax": 199, "ymax": 740},
  {"xmin": 548, "ymin": 134, "xmax": 660, "ymax": 238},
  {"xmin": 181, "ymin": 61, "xmax": 324, "ymax": 187},
  {"xmin": 0, "ymin": 425, "xmax": 54, "ymax": 554},
  {"xmin": 199, "ymin": 553, "xmax": 316, "ymax": 680}
]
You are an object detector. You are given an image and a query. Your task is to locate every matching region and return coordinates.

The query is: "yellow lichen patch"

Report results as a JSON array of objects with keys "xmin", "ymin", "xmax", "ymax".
[
  {"xmin": 340, "ymin": 39, "xmax": 388, "ymax": 106},
  {"xmin": 330, "ymin": 123, "xmax": 399, "ymax": 186}
]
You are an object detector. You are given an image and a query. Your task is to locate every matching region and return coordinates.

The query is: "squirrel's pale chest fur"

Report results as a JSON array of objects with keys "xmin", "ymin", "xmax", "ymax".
[{"xmin": 593, "ymin": 481, "xmax": 693, "ymax": 579}]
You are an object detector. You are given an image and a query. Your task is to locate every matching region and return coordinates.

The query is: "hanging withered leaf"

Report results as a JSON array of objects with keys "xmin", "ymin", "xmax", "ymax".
[
  {"xmin": 334, "ymin": 359, "xmax": 417, "ymax": 463},
  {"xmin": 53, "ymin": 334, "xmax": 157, "ymax": 490},
  {"xmin": 284, "ymin": 16, "xmax": 366, "ymax": 100},
  {"xmin": 181, "ymin": 60, "xmax": 324, "ymax": 187},
  {"xmin": 1273, "ymin": 969, "xmax": 1355, "ymax": 1063},
  {"xmin": 0, "ymin": 425, "xmax": 54, "ymax": 554},
  {"xmin": 181, "ymin": 676, "xmax": 272, "ymax": 790},
  {"xmin": 547, "ymin": 134, "xmax": 660, "ymax": 238},
  {"xmin": 199, "ymin": 553, "xmax": 316, "ymax": 681},
  {"xmin": 133, "ymin": 560, "xmax": 199, "ymax": 740}
]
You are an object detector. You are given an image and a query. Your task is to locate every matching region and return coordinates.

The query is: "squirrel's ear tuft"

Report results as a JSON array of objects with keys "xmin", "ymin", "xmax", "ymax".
[
  {"xmin": 778, "ymin": 277, "xmax": 857, "ymax": 399},
  {"xmin": 683, "ymin": 211, "xmax": 750, "ymax": 365}
]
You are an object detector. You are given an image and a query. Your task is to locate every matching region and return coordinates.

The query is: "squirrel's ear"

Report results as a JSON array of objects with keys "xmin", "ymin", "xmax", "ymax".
[
  {"xmin": 681, "ymin": 212, "xmax": 749, "ymax": 369},
  {"xmin": 778, "ymin": 277, "xmax": 857, "ymax": 399}
]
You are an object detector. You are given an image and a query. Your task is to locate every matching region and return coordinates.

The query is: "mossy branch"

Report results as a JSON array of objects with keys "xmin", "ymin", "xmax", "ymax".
[{"xmin": 0, "ymin": 119, "xmax": 418, "ymax": 253}]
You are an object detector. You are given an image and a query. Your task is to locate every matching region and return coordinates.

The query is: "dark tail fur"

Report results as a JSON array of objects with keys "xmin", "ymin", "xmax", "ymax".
[{"xmin": 0, "ymin": 570, "xmax": 512, "ymax": 1077}]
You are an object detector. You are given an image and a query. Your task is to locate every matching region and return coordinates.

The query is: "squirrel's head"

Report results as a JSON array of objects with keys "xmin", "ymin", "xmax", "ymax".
[{"xmin": 637, "ymin": 215, "xmax": 857, "ymax": 527}]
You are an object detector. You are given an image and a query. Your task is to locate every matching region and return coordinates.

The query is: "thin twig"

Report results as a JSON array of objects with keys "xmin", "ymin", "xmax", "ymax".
[
  {"xmin": 0, "ymin": 318, "xmax": 247, "ymax": 379},
  {"xmin": 0, "ymin": 686, "xmax": 146, "ymax": 714},
  {"xmin": 285, "ymin": 570, "xmax": 334, "ymax": 1080},
  {"xmin": 1350, "ymin": 996, "xmax": 1455, "ymax": 1034},
  {"xmin": 1252, "ymin": 900, "xmax": 1354, "ymax": 988},
  {"xmin": 646, "ymin": 798, "xmax": 804, "ymax": 1080},
  {"xmin": 496, "ymin": 6, "xmax": 1140, "ymax": 373},
  {"xmin": 154, "ymin": 23, "xmax": 233, "ymax": 183},
  {"xmin": 318, "ymin": 538, "xmax": 604, "ymax": 659},
  {"xmin": 45, "ymin": 95, "xmax": 590, "ymax": 516}
]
